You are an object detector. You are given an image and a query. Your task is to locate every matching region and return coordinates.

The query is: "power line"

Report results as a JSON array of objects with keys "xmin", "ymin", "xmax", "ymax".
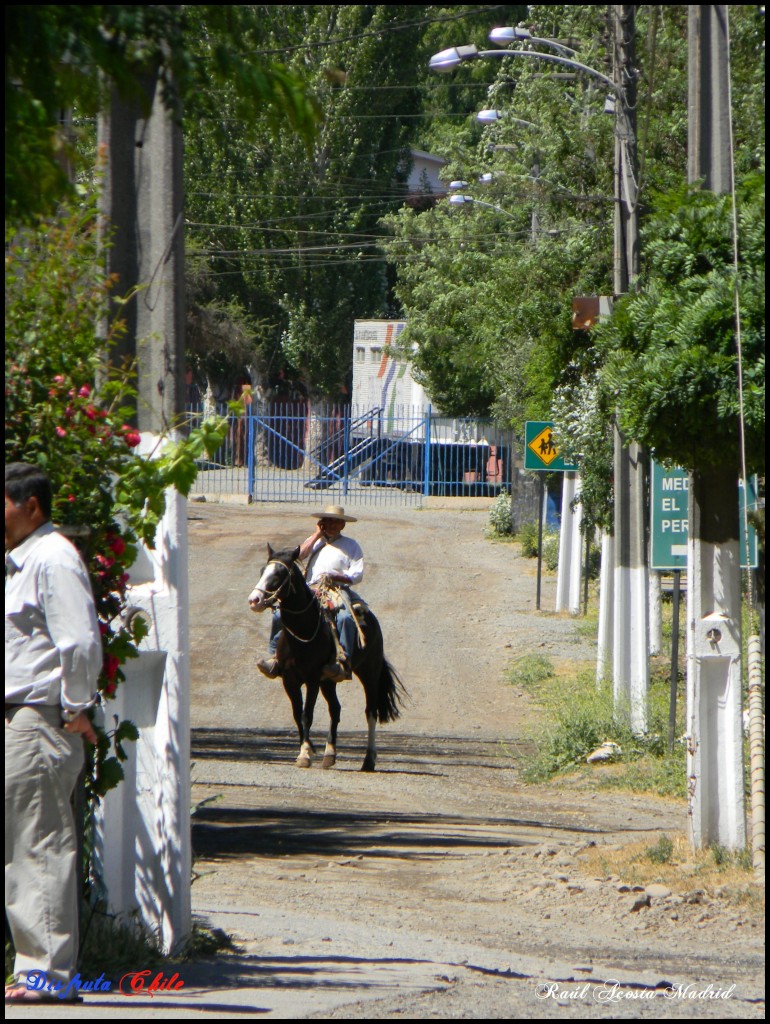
[{"xmin": 239, "ymin": 6, "xmax": 508, "ymax": 58}]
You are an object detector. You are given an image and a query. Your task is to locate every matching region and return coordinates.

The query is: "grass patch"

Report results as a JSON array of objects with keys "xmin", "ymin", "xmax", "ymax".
[
  {"xmin": 511, "ymin": 654, "xmax": 687, "ymax": 798},
  {"xmin": 507, "ymin": 653, "xmax": 556, "ymax": 690},
  {"xmin": 583, "ymin": 833, "xmax": 764, "ymax": 910}
]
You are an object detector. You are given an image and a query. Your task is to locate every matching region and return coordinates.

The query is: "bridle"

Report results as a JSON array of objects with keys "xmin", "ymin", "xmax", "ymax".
[
  {"xmin": 257, "ymin": 558, "xmax": 296, "ymax": 608},
  {"xmin": 257, "ymin": 558, "xmax": 325, "ymax": 644}
]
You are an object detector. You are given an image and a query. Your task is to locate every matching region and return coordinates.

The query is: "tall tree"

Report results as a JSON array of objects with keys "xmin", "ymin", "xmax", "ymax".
[
  {"xmin": 182, "ymin": 5, "xmax": 529, "ymax": 400},
  {"xmin": 5, "ymin": 5, "xmax": 318, "ymax": 225}
]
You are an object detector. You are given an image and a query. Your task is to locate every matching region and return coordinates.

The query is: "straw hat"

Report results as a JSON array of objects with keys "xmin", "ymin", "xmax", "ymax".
[{"xmin": 312, "ymin": 504, "xmax": 358, "ymax": 523}]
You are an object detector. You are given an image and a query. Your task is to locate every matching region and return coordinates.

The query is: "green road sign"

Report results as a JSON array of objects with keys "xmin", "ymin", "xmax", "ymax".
[
  {"xmin": 650, "ymin": 460, "xmax": 758, "ymax": 570},
  {"xmin": 524, "ymin": 422, "xmax": 578, "ymax": 472}
]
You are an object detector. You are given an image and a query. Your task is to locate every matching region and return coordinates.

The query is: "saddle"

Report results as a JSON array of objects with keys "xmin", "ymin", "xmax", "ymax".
[{"xmin": 312, "ymin": 577, "xmax": 369, "ymax": 650}]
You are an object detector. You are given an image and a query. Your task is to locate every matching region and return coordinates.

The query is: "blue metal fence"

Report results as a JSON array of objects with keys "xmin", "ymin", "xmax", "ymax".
[{"xmin": 187, "ymin": 403, "xmax": 514, "ymax": 506}]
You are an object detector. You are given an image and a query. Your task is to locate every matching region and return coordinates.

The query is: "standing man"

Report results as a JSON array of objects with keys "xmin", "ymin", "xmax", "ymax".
[
  {"xmin": 257, "ymin": 505, "xmax": 364, "ymax": 682},
  {"xmin": 5, "ymin": 463, "xmax": 102, "ymax": 1004}
]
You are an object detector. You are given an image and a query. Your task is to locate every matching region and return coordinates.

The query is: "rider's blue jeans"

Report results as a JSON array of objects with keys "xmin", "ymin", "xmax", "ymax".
[{"xmin": 268, "ymin": 591, "xmax": 359, "ymax": 663}]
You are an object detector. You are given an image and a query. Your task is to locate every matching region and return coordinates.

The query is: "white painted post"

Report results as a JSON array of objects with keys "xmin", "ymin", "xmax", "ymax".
[
  {"xmin": 597, "ymin": 532, "xmax": 614, "ymax": 685},
  {"xmin": 612, "ymin": 434, "xmax": 649, "ymax": 735},
  {"xmin": 95, "ymin": 66, "xmax": 190, "ymax": 951},
  {"xmin": 686, "ymin": 475, "xmax": 746, "ymax": 850},
  {"xmin": 685, "ymin": 7, "xmax": 747, "ymax": 850},
  {"xmin": 556, "ymin": 472, "xmax": 583, "ymax": 615},
  {"xmin": 94, "ymin": 450, "xmax": 191, "ymax": 952}
]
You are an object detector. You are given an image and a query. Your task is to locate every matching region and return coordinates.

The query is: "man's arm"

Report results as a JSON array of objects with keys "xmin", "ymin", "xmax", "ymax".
[
  {"xmin": 299, "ymin": 525, "xmax": 324, "ymax": 562},
  {"xmin": 43, "ymin": 551, "xmax": 102, "ymax": 719}
]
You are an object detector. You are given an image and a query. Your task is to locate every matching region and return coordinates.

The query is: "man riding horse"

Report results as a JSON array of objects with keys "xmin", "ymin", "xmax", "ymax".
[{"xmin": 257, "ymin": 505, "xmax": 364, "ymax": 683}]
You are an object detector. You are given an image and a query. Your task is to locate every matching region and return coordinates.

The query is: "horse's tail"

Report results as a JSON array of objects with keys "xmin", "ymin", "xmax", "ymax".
[{"xmin": 377, "ymin": 659, "xmax": 408, "ymax": 724}]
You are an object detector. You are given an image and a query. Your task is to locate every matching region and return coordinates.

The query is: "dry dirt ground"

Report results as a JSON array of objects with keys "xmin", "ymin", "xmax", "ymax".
[{"xmin": 184, "ymin": 500, "xmax": 764, "ymax": 1019}]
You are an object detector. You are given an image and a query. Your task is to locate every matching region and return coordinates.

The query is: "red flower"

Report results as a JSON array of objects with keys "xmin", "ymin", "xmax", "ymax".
[
  {"xmin": 107, "ymin": 535, "xmax": 127, "ymax": 557},
  {"xmin": 56, "ymin": 426, "xmax": 67, "ymax": 438},
  {"xmin": 103, "ymin": 654, "xmax": 120, "ymax": 682},
  {"xmin": 78, "ymin": 384, "xmax": 92, "ymax": 398}
]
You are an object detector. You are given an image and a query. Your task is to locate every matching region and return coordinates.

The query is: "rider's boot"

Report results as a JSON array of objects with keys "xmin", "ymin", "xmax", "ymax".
[
  {"xmin": 257, "ymin": 656, "xmax": 281, "ymax": 679},
  {"xmin": 322, "ymin": 656, "xmax": 352, "ymax": 682}
]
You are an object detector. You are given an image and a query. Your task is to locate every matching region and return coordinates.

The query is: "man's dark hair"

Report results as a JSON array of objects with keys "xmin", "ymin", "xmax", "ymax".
[{"xmin": 5, "ymin": 463, "xmax": 53, "ymax": 519}]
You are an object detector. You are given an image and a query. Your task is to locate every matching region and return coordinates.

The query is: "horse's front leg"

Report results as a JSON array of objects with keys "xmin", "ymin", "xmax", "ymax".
[
  {"xmin": 320, "ymin": 679, "xmax": 341, "ymax": 769},
  {"xmin": 282, "ymin": 676, "xmax": 306, "ymax": 750},
  {"xmin": 296, "ymin": 680, "xmax": 320, "ymax": 768}
]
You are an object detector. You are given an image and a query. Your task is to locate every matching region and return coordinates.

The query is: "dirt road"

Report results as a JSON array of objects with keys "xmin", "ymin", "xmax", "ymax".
[{"xmin": 187, "ymin": 501, "xmax": 764, "ymax": 1019}]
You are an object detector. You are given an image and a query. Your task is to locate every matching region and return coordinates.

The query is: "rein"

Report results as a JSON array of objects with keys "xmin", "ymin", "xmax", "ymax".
[{"xmin": 263, "ymin": 558, "xmax": 326, "ymax": 645}]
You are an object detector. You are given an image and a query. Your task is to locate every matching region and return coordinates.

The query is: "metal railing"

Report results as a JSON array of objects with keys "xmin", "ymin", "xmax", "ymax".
[{"xmin": 187, "ymin": 402, "xmax": 514, "ymax": 506}]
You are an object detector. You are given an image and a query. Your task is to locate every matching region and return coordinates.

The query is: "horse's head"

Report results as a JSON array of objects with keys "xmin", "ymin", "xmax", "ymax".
[{"xmin": 248, "ymin": 544, "xmax": 301, "ymax": 612}]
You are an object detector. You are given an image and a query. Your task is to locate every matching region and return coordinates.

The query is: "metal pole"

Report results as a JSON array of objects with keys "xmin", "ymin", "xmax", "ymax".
[
  {"xmin": 611, "ymin": 6, "xmax": 648, "ymax": 735},
  {"xmin": 246, "ymin": 401, "xmax": 256, "ymax": 502},
  {"xmin": 583, "ymin": 532, "xmax": 591, "ymax": 616},
  {"xmin": 536, "ymin": 476, "xmax": 545, "ymax": 611},
  {"xmin": 343, "ymin": 404, "xmax": 351, "ymax": 498},
  {"xmin": 668, "ymin": 569, "xmax": 681, "ymax": 753},
  {"xmin": 423, "ymin": 405, "xmax": 432, "ymax": 497}
]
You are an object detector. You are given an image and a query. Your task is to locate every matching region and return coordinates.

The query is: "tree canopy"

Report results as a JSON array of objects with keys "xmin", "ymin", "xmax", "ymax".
[{"xmin": 5, "ymin": 5, "xmax": 320, "ymax": 224}]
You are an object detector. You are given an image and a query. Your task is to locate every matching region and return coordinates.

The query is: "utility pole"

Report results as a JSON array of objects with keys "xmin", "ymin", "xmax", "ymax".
[
  {"xmin": 611, "ymin": 6, "xmax": 648, "ymax": 734},
  {"xmin": 95, "ymin": 63, "xmax": 192, "ymax": 950},
  {"xmin": 685, "ymin": 5, "xmax": 746, "ymax": 850}
]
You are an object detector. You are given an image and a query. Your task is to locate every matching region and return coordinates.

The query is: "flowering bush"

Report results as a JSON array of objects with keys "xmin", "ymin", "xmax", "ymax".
[{"xmin": 5, "ymin": 196, "xmax": 227, "ymax": 801}]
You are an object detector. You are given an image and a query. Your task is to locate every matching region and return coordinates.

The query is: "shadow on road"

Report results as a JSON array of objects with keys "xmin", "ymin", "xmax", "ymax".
[{"xmin": 192, "ymin": 726, "xmax": 531, "ymax": 772}]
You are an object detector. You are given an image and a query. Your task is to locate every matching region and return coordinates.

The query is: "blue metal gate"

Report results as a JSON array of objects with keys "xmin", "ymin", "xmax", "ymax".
[{"xmin": 188, "ymin": 403, "xmax": 514, "ymax": 506}]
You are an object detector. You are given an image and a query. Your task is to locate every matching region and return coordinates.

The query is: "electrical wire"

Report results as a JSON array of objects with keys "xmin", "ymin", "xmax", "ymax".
[{"xmin": 237, "ymin": 6, "xmax": 508, "ymax": 58}]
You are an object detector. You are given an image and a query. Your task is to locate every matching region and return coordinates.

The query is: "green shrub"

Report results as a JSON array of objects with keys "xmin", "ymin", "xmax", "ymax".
[
  {"xmin": 646, "ymin": 835, "xmax": 674, "ymax": 865},
  {"xmin": 543, "ymin": 532, "xmax": 560, "ymax": 571},
  {"xmin": 516, "ymin": 522, "xmax": 560, "ymax": 560},
  {"xmin": 486, "ymin": 489, "xmax": 513, "ymax": 537}
]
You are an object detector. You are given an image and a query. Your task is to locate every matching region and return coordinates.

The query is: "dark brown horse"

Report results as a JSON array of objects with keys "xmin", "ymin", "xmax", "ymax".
[{"xmin": 248, "ymin": 545, "xmax": 405, "ymax": 770}]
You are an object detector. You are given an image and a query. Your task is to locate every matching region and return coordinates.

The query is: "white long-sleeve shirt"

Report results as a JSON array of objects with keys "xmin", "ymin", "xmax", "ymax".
[
  {"xmin": 305, "ymin": 535, "xmax": 364, "ymax": 588},
  {"xmin": 5, "ymin": 522, "xmax": 102, "ymax": 715}
]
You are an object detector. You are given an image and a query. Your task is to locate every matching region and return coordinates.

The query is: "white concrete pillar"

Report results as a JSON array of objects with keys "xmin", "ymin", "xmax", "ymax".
[
  {"xmin": 597, "ymin": 531, "xmax": 614, "ymax": 685},
  {"xmin": 94, "ymin": 441, "xmax": 191, "ymax": 953},
  {"xmin": 556, "ymin": 473, "xmax": 583, "ymax": 615},
  {"xmin": 612, "ymin": 433, "xmax": 649, "ymax": 735}
]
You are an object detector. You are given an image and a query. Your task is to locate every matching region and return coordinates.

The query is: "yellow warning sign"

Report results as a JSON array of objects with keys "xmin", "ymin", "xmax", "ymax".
[{"xmin": 528, "ymin": 427, "xmax": 559, "ymax": 466}]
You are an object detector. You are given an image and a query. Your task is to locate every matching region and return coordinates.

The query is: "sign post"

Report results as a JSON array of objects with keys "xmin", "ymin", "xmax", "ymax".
[{"xmin": 524, "ymin": 423, "xmax": 578, "ymax": 610}]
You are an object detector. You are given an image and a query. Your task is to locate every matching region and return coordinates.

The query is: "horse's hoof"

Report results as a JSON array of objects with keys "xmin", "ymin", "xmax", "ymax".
[
  {"xmin": 295, "ymin": 755, "xmax": 311, "ymax": 768},
  {"xmin": 321, "ymin": 754, "xmax": 336, "ymax": 769},
  {"xmin": 360, "ymin": 756, "xmax": 376, "ymax": 773}
]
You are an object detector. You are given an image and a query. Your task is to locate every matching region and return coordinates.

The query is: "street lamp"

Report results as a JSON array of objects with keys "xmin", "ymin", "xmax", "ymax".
[
  {"xmin": 447, "ymin": 193, "xmax": 519, "ymax": 220},
  {"xmin": 429, "ymin": 43, "xmax": 618, "ymax": 95},
  {"xmin": 488, "ymin": 25, "xmax": 579, "ymax": 58},
  {"xmin": 477, "ymin": 109, "xmax": 540, "ymax": 130},
  {"xmin": 430, "ymin": 13, "xmax": 647, "ymax": 734}
]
